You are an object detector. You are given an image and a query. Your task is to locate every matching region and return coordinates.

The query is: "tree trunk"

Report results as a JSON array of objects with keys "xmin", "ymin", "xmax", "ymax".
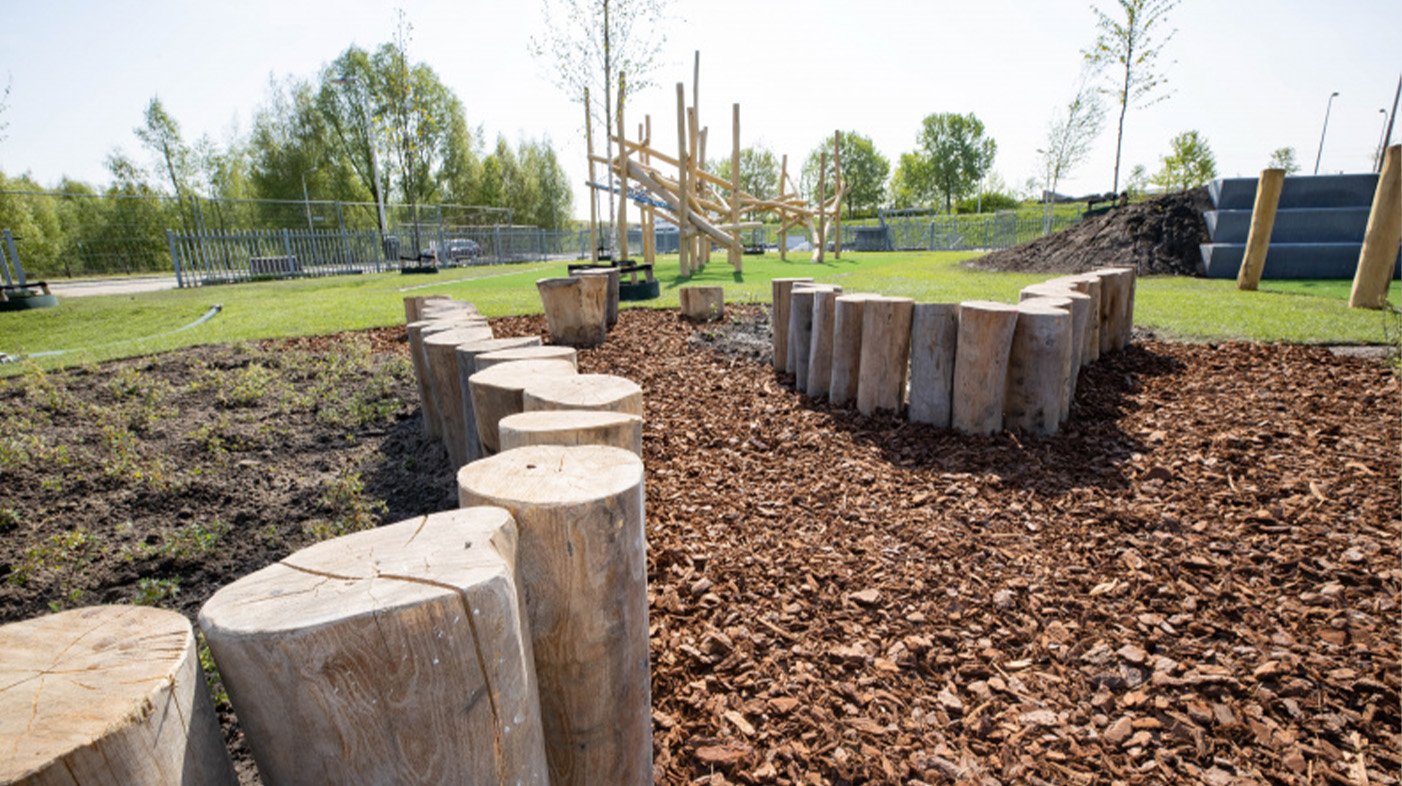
[
  {"xmin": 424, "ymin": 327, "xmax": 497, "ymax": 468},
  {"xmin": 908, "ymin": 302, "xmax": 959, "ymax": 427},
  {"xmin": 1, "ymin": 606, "xmax": 237, "ymax": 786},
  {"xmin": 199, "ymin": 510, "xmax": 548, "ymax": 786},
  {"xmin": 469, "ymin": 360, "xmax": 578, "ymax": 455},
  {"xmin": 828, "ymin": 294, "xmax": 876, "ymax": 407},
  {"xmin": 457, "ymin": 337, "xmax": 543, "ymax": 463},
  {"xmin": 521, "ymin": 373, "xmax": 644, "ymax": 417},
  {"xmin": 770, "ymin": 278, "xmax": 814, "ymax": 373},
  {"xmin": 499, "ymin": 410, "xmax": 643, "ymax": 456},
  {"xmin": 950, "ymin": 301, "xmax": 1019, "ymax": 435},
  {"xmin": 856, "ymin": 296, "xmax": 915, "ymax": 415},
  {"xmin": 458, "ymin": 445, "xmax": 651, "ymax": 786},
  {"xmin": 1003, "ymin": 302, "xmax": 1073, "ymax": 436}
]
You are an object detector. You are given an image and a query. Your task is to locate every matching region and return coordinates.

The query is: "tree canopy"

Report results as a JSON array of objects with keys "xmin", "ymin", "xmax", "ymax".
[
  {"xmin": 1152, "ymin": 130, "xmax": 1216, "ymax": 192},
  {"xmin": 898, "ymin": 113, "xmax": 997, "ymax": 213},
  {"xmin": 799, "ymin": 131, "xmax": 890, "ymax": 217}
]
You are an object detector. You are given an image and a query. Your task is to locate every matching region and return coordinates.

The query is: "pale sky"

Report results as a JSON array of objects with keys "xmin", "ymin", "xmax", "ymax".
[{"xmin": 2, "ymin": 0, "xmax": 1399, "ymax": 218}]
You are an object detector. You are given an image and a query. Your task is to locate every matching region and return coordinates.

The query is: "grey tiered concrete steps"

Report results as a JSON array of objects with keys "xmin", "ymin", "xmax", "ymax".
[{"xmin": 1199, "ymin": 173, "xmax": 1400, "ymax": 279}]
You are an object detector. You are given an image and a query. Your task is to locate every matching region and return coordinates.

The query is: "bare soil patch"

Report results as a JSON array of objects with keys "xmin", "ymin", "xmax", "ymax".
[
  {"xmin": 972, "ymin": 189, "xmax": 1212, "ymax": 276},
  {"xmin": 1, "ymin": 307, "xmax": 1397, "ymax": 785}
]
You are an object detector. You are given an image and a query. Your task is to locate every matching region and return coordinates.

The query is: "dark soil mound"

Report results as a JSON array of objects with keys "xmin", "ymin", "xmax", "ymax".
[{"xmin": 973, "ymin": 187, "xmax": 1212, "ymax": 276}]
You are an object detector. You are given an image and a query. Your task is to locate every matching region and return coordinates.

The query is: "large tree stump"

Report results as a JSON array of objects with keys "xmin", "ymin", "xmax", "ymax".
[
  {"xmin": 679, "ymin": 286, "xmax": 725, "ymax": 322},
  {"xmin": 469, "ymin": 360, "xmax": 578, "ymax": 455},
  {"xmin": 424, "ymin": 326, "xmax": 496, "ymax": 468},
  {"xmin": 0, "ymin": 606, "xmax": 237, "ymax": 786},
  {"xmin": 770, "ymin": 277, "xmax": 814, "ymax": 372},
  {"xmin": 537, "ymin": 277, "xmax": 608, "ymax": 347},
  {"xmin": 476, "ymin": 345, "xmax": 579, "ymax": 371},
  {"xmin": 458, "ymin": 446, "xmax": 650, "ymax": 786},
  {"xmin": 950, "ymin": 301, "xmax": 1019, "ymax": 435},
  {"xmin": 805, "ymin": 288, "xmax": 841, "ymax": 397},
  {"xmin": 856, "ymin": 296, "xmax": 915, "ymax": 415},
  {"xmin": 572, "ymin": 267, "xmax": 620, "ymax": 327},
  {"xmin": 522, "ymin": 373, "xmax": 644, "ymax": 417},
  {"xmin": 456, "ymin": 336, "xmax": 543, "ymax": 463},
  {"xmin": 499, "ymin": 410, "xmax": 644, "ymax": 456},
  {"xmin": 199, "ymin": 509, "xmax": 548, "ymax": 786},
  {"xmin": 1003, "ymin": 302, "xmax": 1073, "ymax": 436},
  {"xmin": 409, "ymin": 318, "xmax": 490, "ymax": 438},
  {"xmin": 907, "ymin": 302, "xmax": 959, "ymax": 427},
  {"xmin": 828, "ymin": 294, "xmax": 875, "ymax": 407}
]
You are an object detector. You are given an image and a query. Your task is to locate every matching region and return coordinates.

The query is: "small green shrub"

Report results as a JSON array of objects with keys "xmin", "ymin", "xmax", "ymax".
[
  {"xmin": 304, "ymin": 471, "xmax": 386, "ymax": 541},
  {"xmin": 133, "ymin": 577, "xmax": 181, "ymax": 606},
  {"xmin": 218, "ymin": 363, "xmax": 277, "ymax": 408}
]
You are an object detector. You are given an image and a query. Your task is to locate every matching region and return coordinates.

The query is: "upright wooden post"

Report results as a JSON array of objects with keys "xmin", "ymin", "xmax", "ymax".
[
  {"xmin": 585, "ymin": 88, "xmax": 598, "ymax": 263},
  {"xmin": 470, "ymin": 359, "xmax": 578, "ymax": 455},
  {"xmin": 200, "ymin": 509, "xmax": 548, "ymax": 786},
  {"xmin": 424, "ymin": 326, "xmax": 496, "ymax": 467},
  {"xmin": 675, "ymin": 83, "xmax": 691, "ymax": 277},
  {"xmin": 833, "ymin": 130, "xmax": 844, "ymax": 259},
  {"xmin": 729, "ymin": 103, "xmax": 743, "ymax": 271},
  {"xmin": 829, "ymin": 293, "xmax": 875, "ymax": 407},
  {"xmin": 907, "ymin": 302, "xmax": 959, "ymax": 427},
  {"xmin": 616, "ymin": 72, "xmax": 629, "ymax": 262},
  {"xmin": 856, "ymin": 296, "xmax": 915, "ymax": 415},
  {"xmin": 771, "ymin": 277, "xmax": 814, "ymax": 372},
  {"xmin": 815, "ymin": 151, "xmax": 828, "ymax": 264},
  {"xmin": 458, "ymin": 445, "xmax": 650, "ymax": 786},
  {"xmin": 787, "ymin": 285, "xmax": 819, "ymax": 385},
  {"xmin": 697, "ymin": 124, "xmax": 710, "ymax": 268},
  {"xmin": 806, "ymin": 288, "xmax": 841, "ymax": 396},
  {"xmin": 1, "ymin": 606, "xmax": 238, "ymax": 786},
  {"xmin": 950, "ymin": 301, "xmax": 1019, "ymax": 435},
  {"xmin": 522, "ymin": 373, "xmax": 644, "ymax": 417},
  {"xmin": 778, "ymin": 154, "xmax": 790, "ymax": 260},
  {"xmin": 499, "ymin": 410, "xmax": 644, "ymax": 456},
  {"xmin": 457, "ymin": 336, "xmax": 542, "ymax": 462},
  {"xmin": 1236, "ymin": 168, "xmax": 1285, "ymax": 291},
  {"xmin": 1003, "ymin": 302, "xmax": 1073, "ymax": 436},
  {"xmin": 1350, "ymin": 144, "xmax": 1401, "ymax": 308},
  {"xmin": 642, "ymin": 117, "xmax": 656, "ymax": 265}
]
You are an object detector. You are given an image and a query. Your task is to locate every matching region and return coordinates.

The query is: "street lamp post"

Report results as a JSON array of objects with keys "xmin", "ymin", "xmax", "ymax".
[
  {"xmin": 1376, "ymin": 109, "xmax": 1390, "ymax": 171},
  {"xmin": 301, "ymin": 167, "xmax": 318, "ymax": 233},
  {"xmin": 1313, "ymin": 91, "xmax": 1339, "ymax": 175}
]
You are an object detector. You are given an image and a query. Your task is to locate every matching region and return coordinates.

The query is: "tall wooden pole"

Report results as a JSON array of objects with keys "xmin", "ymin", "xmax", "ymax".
[
  {"xmin": 642, "ymin": 117, "xmax": 655, "ymax": 265},
  {"xmin": 584, "ymin": 88, "xmax": 598, "ymax": 263},
  {"xmin": 1350, "ymin": 144, "xmax": 1401, "ymax": 308},
  {"xmin": 1236, "ymin": 168, "xmax": 1284, "ymax": 291},
  {"xmin": 698, "ymin": 126, "xmax": 710, "ymax": 267},
  {"xmin": 815, "ymin": 150, "xmax": 828, "ymax": 264},
  {"xmin": 675, "ymin": 82, "xmax": 691, "ymax": 277},
  {"xmin": 616, "ymin": 72, "xmax": 629, "ymax": 262},
  {"xmin": 778, "ymin": 154, "xmax": 789, "ymax": 261},
  {"xmin": 688, "ymin": 107, "xmax": 701, "ymax": 266},
  {"xmin": 730, "ymin": 103, "xmax": 743, "ymax": 271},
  {"xmin": 833, "ymin": 130, "xmax": 844, "ymax": 259}
]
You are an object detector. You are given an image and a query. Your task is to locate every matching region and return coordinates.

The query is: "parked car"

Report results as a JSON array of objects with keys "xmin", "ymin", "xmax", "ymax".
[{"xmin": 446, "ymin": 238, "xmax": 481, "ymax": 260}]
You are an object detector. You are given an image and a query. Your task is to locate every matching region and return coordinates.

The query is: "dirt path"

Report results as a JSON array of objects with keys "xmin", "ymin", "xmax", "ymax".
[{"xmin": 1, "ymin": 308, "xmax": 1397, "ymax": 784}]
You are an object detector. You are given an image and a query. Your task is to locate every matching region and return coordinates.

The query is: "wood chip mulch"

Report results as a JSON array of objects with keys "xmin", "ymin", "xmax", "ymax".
[{"xmin": 494, "ymin": 306, "xmax": 1400, "ymax": 786}]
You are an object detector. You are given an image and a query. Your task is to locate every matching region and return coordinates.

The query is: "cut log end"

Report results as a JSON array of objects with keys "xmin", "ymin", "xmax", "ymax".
[
  {"xmin": 499, "ymin": 409, "xmax": 644, "ymax": 456},
  {"xmin": 476, "ymin": 345, "xmax": 579, "ymax": 371},
  {"xmin": 522, "ymin": 373, "xmax": 644, "ymax": 417}
]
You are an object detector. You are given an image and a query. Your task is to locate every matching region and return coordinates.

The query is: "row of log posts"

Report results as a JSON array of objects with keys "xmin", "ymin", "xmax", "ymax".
[
  {"xmin": 770, "ymin": 268, "xmax": 1138, "ymax": 436},
  {"xmin": 2, "ymin": 301, "xmax": 657, "ymax": 786}
]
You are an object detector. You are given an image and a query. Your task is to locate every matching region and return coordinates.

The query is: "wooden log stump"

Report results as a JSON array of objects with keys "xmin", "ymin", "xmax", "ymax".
[
  {"xmin": 907, "ymin": 302, "xmax": 959, "ymax": 427},
  {"xmin": 424, "ymin": 326, "xmax": 496, "ymax": 468},
  {"xmin": 856, "ymin": 296, "xmax": 915, "ymax": 415},
  {"xmin": 787, "ymin": 284, "xmax": 840, "ymax": 389},
  {"xmin": 679, "ymin": 285, "xmax": 725, "ymax": 322},
  {"xmin": 1, "ymin": 605, "xmax": 237, "ymax": 786},
  {"xmin": 950, "ymin": 301, "xmax": 1019, "ymax": 435},
  {"xmin": 469, "ymin": 360, "xmax": 578, "ymax": 455},
  {"xmin": 457, "ymin": 446, "xmax": 650, "ymax": 786},
  {"xmin": 522, "ymin": 373, "xmax": 644, "ymax": 417},
  {"xmin": 1048, "ymin": 274, "xmax": 1102, "ymax": 363},
  {"xmin": 1092, "ymin": 268, "xmax": 1135, "ymax": 353},
  {"xmin": 805, "ymin": 288, "xmax": 841, "ymax": 397},
  {"xmin": 770, "ymin": 277, "xmax": 814, "ymax": 372},
  {"xmin": 409, "ymin": 317, "xmax": 491, "ymax": 438},
  {"xmin": 828, "ymin": 294, "xmax": 876, "ymax": 407},
  {"xmin": 1016, "ymin": 293, "xmax": 1082, "ymax": 422},
  {"xmin": 456, "ymin": 336, "xmax": 543, "ymax": 462},
  {"xmin": 476, "ymin": 345, "xmax": 579, "ymax": 371},
  {"xmin": 1021, "ymin": 284, "xmax": 1093, "ymax": 372},
  {"xmin": 537, "ymin": 276, "xmax": 608, "ymax": 347},
  {"xmin": 199, "ymin": 509, "xmax": 548, "ymax": 786},
  {"xmin": 1003, "ymin": 302, "xmax": 1073, "ymax": 436},
  {"xmin": 572, "ymin": 267, "xmax": 620, "ymax": 327},
  {"xmin": 499, "ymin": 410, "xmax": 644, "ymax": 456}
]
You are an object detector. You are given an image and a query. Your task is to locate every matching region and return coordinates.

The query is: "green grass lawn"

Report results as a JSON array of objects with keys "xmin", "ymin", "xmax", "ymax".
[{"xmin": 2, "ymin": 251, "xmax": 1395, "ymax": 373}]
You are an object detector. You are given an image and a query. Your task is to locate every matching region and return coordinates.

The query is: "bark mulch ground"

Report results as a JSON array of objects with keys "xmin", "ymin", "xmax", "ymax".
[{"xmin": 1, "ymin": 305, "xmax": 1397, "ymax": 785}]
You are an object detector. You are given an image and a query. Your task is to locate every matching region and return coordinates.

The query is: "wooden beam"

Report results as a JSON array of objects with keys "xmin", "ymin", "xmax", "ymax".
[
  {"xmin": 624, "ymin": 158, "xmax": 742, "ymax": 251},
  {"xmin": 778, "ymin": 154, "xmax": 788, "ymax": 260},
  {"xmin": 730, "ymin": 103, "xmax": 743, "ymax": 270},
  {"xmin": 815, "ymin": 150, "xmax": 828, "ymax": 264},
  {"xmin": 616, "ymin": 72, "xmax": 629, "ymax": 262},
  {"xmin": 584, "ymin": 88, "xmax": 597, "ymax": 263},
  {"xmin": 675, "ymin": 82, "xmax": 691, "ymax": 276},
  {"xmin": 833, "ymin": 130, "xmax": 844, "ymax": 259}
]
